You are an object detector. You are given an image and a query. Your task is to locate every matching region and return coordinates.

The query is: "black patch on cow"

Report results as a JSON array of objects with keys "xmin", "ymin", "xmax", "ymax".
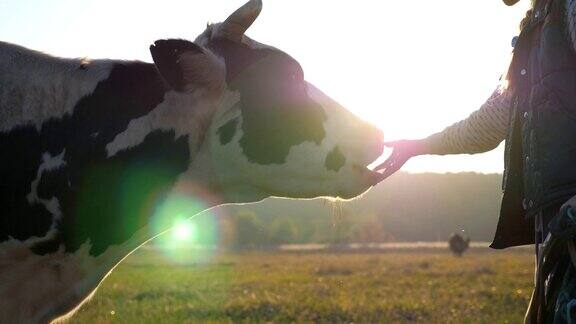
[
  {"xmin": 0, "ymin": 127, "xmax": 53, "ymax": 242},
  {"xmin": 46, "ymin": 130, "xmax": 188, "ymax": 256},
  {"xmin": 1, "ymin": 61, "xmax": 193, "ymax": 257},
  {"xmin": 218, "ymin": 118, "xmax": 238, "ymax": 145},
  {"xmin": 150, "ymin": 39, "xmax": 204, "ymax": 91},
  {"xmin": 210, "ymin": 38, "xmax": 327, "ymax": 165},
  {"xmin": 325, "ymin": 147, "xmax": 346, "ymax": 172}
]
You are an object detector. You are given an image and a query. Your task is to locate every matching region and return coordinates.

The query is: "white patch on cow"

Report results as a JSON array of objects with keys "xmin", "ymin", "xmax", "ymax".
[
  {"xmin": 171, "ymin": 91, "xmax": 242, "ymax": 192},
  {"xmin": 0, "ymin": 41, "xmax": 114, "ymax": 133},
  {"xmin": 23, "ymin": 150, "xmax": 67, "ymax": 244},
  {"xmin": 28, "ymin": 150, "xmax": 67, "ymax": 204},
  {"xmin": 106, "ymin": 41, "xmax": 226, "ymax": 158},
  {"xmin": 105, "ymin": 89, "xmax": 224, "ymax": 158},
  {"xmin": 305, "ymin": 83, "xmax": 381, "ymax": 167}
]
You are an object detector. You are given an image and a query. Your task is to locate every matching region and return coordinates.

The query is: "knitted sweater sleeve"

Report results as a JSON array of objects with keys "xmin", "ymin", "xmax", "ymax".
[{"xmin": 422, "ymin": 88, "xmax": 512, "ymax": 155}]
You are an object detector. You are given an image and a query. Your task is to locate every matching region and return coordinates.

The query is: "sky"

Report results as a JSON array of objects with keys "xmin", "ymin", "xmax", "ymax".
[{"xmin": 0, "ymin": 0, "xmax": 531, "ymax": 173}]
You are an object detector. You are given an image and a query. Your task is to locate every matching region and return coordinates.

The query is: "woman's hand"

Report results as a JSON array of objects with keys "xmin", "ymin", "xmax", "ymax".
[{"xmin": 374, "ymin": 139, "xmax": 428, "ymax": 181}]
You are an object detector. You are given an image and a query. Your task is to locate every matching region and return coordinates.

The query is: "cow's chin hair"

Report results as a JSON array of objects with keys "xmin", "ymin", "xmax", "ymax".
[
  {"xmin": 269, "ymin": 183, "xmax": 373, "ymax": 203},
  {"xmin": 216, "ymin": 167, "xmax": 377, "ymax": 204}
]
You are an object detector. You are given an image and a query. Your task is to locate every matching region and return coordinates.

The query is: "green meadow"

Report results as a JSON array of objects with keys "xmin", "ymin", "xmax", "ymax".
[{"xmin": 70, "ymin": 247, "xmax": 534, "ymax": 323}]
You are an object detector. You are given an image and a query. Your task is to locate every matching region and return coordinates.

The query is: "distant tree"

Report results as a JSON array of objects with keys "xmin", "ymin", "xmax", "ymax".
[
  {"xmin": 216, "ymin": 216, "xmax": 236, "ymax": 249},
  {"xmin": 328, "ymin": 218, "xmax": 353, "ymax": 246},
  {"xmin": 449, "ymin": 233, "xmax": 470, "ymax": 256},
  {"xmin": 233, "ymin": 210, "xmax": 266, "ymax": 249},
  {"xmin": 222, "ymin": 173, "xmax": 503, "ymax": 244},
  {"xmin": 269, "ymin": 218, "xmax": 299, "ymax": 245},
  {"xmin": 351, "ymin": 216, "xmax": 389, "ymax": 243}
]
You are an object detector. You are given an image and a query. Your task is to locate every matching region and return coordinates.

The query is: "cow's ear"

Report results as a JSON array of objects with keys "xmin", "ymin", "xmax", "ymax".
[{"xmin": 150, "ymin": 39, "xmax": 225, "ymax": 96}]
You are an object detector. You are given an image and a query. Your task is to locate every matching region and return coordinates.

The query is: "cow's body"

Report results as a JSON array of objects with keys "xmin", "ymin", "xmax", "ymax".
[{"xmin": 0, "ymin": 1, "xmax": 384, "ymax": 322}]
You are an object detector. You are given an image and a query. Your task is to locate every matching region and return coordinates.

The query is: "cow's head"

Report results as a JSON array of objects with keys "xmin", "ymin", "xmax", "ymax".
[{"xmin": 150, "ymin": 0, "xmax": 383, "ymax": 203}]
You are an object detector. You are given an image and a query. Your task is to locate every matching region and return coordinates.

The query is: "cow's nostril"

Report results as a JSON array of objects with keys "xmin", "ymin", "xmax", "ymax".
[{"xmin": 325, "ymin": 146, "xmax": 346, "ymax": 172}]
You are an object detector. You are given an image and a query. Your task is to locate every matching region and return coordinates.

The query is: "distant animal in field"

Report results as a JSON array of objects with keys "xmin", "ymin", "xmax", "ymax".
[
  {"xmin": 0, "ymin": 0, "xmax": 384, "ymax": 322},
  {"xmin": 449, "ymin": 233, "xmax": 470, "ymax": 256}
]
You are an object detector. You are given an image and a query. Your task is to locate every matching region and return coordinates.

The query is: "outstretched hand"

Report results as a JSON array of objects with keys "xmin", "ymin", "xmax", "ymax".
[{"xmin": 374, "ymin": 139, "xmax": 427, "ymax": 181}]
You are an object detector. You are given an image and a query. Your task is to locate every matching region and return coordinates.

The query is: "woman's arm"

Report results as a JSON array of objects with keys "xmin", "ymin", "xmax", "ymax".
[
  {"xmin": 422, "ymin": 88, "xmax": 511, "ymax": 155},
  {"xmin": 375, "ymin": 88, "xmax": 512, "ymax": 179}
]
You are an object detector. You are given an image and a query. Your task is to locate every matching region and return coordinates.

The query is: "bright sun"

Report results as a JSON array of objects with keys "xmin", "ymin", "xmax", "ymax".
[{"xmin": 173, "ymin": 220, "xmax": 196, "ymax": 241}]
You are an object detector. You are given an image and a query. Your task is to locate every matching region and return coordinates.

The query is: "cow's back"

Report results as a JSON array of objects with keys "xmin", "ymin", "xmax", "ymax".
[{"xmin": 0, "ymin": 41, "xmax": 114, "ymax": 132}]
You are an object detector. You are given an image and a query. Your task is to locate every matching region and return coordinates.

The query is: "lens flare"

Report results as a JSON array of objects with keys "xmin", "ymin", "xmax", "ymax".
[
  {"xmin": 173, "ymin": 219, "xmax": 196, "ymax": 241},
  {"xmin": 150, "ymin": 192, "xmax": 222, "ymax": 264}
]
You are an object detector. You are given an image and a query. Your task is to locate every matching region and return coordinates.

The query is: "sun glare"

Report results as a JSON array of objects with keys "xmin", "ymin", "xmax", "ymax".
[{"xmin": 173, "ymin": 219, "xmax": 196, "ymax": 241}]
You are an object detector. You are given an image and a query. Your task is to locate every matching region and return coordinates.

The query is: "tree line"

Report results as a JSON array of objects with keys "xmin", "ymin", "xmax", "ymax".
[{"xmin": 190, "ymin": 172, "xmax": 504, "ymax": 248}]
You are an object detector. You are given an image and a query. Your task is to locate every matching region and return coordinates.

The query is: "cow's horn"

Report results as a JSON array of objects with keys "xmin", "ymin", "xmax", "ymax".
[{"xmin": 216, "ymin": 0, "xmax": 262, "ymax": 42}]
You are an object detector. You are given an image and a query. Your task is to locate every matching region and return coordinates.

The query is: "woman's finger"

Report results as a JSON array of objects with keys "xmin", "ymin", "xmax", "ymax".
[
  {"xmin": 373, "ymin": 158, "xmax": 394, "ymax": 172},
  {"xmin": 372, "ymin": 162, "xmax": 387, "ymax": 172},
  {"xmin": 373, "ymin": 148, "xmax": 405, "ymax": 171},
  {"xmin": 376, "ymin": 163, "xmax": 401, "ymax": 182}
]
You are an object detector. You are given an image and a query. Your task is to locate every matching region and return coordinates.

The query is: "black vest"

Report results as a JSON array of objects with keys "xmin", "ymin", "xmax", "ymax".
[{"xmin": 491, "ymin": 0, "xmax": 576, "ymax": 249}]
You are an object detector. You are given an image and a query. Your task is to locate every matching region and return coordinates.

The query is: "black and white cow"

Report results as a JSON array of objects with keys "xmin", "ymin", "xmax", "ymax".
[{"xmin": 0, "ymin": 0, "xmax": 383, "ymax": 322}]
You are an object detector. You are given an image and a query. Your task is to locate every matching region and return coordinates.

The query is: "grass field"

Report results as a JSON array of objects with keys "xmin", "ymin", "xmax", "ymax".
[{"xmin": 70, "ymin": 247, "xmax": 535, "ymax": 323}]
